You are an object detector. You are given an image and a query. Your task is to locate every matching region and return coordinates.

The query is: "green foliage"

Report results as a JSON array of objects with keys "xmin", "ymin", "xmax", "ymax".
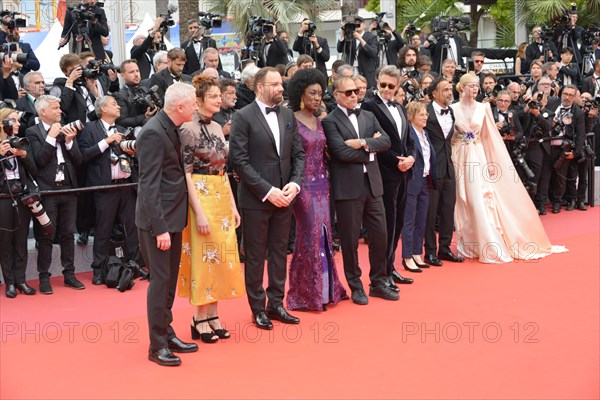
[
  {"xmin": 365, "ymin": 0, "xmax": 380, "ymax": 13},
  {"xmin": 488, "ymin": 0, "xmax": 516, "ymax": 47}
]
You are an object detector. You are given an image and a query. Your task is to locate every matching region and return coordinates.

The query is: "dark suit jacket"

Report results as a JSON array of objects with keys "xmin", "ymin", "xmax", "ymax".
[
  {"xmin": 25, "ymin": 122, "xmax": 82, "ymax": 190},
  {"xmin": 361, "ymin": 95, "xmax": 415, "ymax": 182},
  {"xmin": 146, "ymin": 68, "xmax": 192, "ymax": 101},
  {"xmin": 61, "ymin": 5, "xmax": 109, "ymax": 60},
  {"xmin": 425, "ymin": 102, "xmax": 455, "ymax": 179},
  {"xmin": 135, "ymin": 110, "xmax": 187, "ymax": 235},
  {"xmin": 79, "ymin": 119, "xmax": 131, "ymax": 186},
  {"xmin": 557, "ymin": 63, "xmax": 580, "ymax": 87},
  {"xmin": 292, "ymin": 34, "xmax": 330, "ymax": 78},
  {"xmin": 258, "ymin": 36, "xmax": 290, "ymax": 68},
  {"xmin": 229, "ymin": 101, "xmax": 305, "ymax": 210},
  {"xmin": 114, "ymin": 85, "xmax": 150, "ymax": 129},
  {"xmin": 322, "ymin": 107, "xmax": 391, "ymax": 201},
  {"xmin": 15, "ymin": 42, "xmax": 40, "ymax": 74},
  {"xmin": 385, "ymin": 31, "xmax": 405, "ymax": 66},
  {"xmin": 0, "ymin": 146, "xmax": 37, "ymax": 190},
  {"xmin": 525, "ymin": 41, "xmax": 558, "ymax": 68},
  {"xmin": 58, "ymin": 83, "xmax": 94, "ymax": 124},
  {"xmin": 181, "ymin": 37, "xmax": 218, "ymax": 75},
  {"xmin": 130, "ymin": 35, "xmax": 157, "ymax": 80},
  {"xmin": 337, "ymin": 32, "xmax": 378, "ymax": 88},
  {"xmin": 431, "ymin": 36, "xmax": 464, "ymax": 74},
  {"xmin": 14, "ymin": 95, "xmax": 37, "ymax": 137},
  {"xmin": 581, "ymin": 74, "xmax": 598, "ymax": 95},
  {"xmin": 546, "ymin": 101, "xmax": 586, "ymax": 156},
  {"xmin": 0, "ymin": 75, "xmax": 18, "ymax": 101},
  {"xmin": 407, "ymin": 125, "xmax": 436, "ymax": 194}
]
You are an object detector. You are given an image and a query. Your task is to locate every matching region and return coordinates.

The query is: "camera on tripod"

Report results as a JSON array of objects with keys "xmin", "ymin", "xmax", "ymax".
[
  {"xmin": 159, "ymin": 2, "xmax": 178, "ymax": 35},
  {"xmin": 69, "ymin": 1, "xmax": 104, "ymax": 23},
  {"xmin": 430, "ymin": 16, "xmax": 471, "ymax": 35},
  {"xmin": 0, "ymin": 10, "xmax": 26, "ymax": 29},
  {"xmin": 247, "ymin": 16, "xmax": 275, "ymax": 40},
  {"xmin": 373, "ymin": 12, "xmax": 393, "ymax": 39},
  {"xmin": 0, "ymin": 42, "xmax": 28, "ymax": 64},
  {"xmin": 405, "ymin": 22, "xmax": 421, "ymax": 39},
  {"xmin": 198, "ymin": 11, "xmax": 222, "ymax": 30}
]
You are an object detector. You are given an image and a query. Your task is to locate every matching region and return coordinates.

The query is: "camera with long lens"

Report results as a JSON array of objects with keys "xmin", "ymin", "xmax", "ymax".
[
  {"xmin": 550, "ymin": 111, "xmax": 573, "ymax": 138},
  {"xmin": 373, "ymin": 12, "xmax": 393, "ymax": 39},
  {"xmin": 56, "ymin": 120, "xmax": 84, "ymax": 143},
  {"xmin": 247, "ymin": 16, "xmax": 275, "ymax": 41},
  {"xmin": 0, "ymin": 42, "xmax": 28, "ymax": 64},
  {"xmin": 159, "ymin": 2, "xmax": 178, "ymax": 35},
  {"xmin": 511, "ymin": 139, "xmax": 537, "ymax": 195},
  {"xmin": 553, "ymin": 138, "xmax": 574, "ymax": 169},
  {"xmin": 0, "ymin": 10, "xmax": 27, "ymax": 29},
  {"xmin": 69, "ymin": 1, "xmax": 104, "ymax": 24},
  {"xmin": 527, "ymin": 92, "xmax": 544, "ymax": 109},
  {"xmin": 582, "ymin": 96, "xmax": 599, "ymax": 114},
  {"xmin": 342, "ymin": 15, "xmax": 357, "ymax": 41},
  {"xmin": 132, "ymin": 85, "xmax": 163, "ymax": 112},
  {"xmin": 198, "ymin": 11, "xmax": 222, "ymax": 30},
  {"xmin": 430, "ymin": 16, "xmax": 471, "ymax": 34},
  {"xmin": 87, "ymin": 59, "xmax": 120, "ymax": 74},
  {"xmin": 21, "ymin": 189, "xmax": 55, "ymax": 238},
  {"xmin": 1, "ymin": 117, "xmax": 30, "ymax": 152},
  {"xmin": 119, "ymin": 127, "xmax": 136, "ymax": 153}
]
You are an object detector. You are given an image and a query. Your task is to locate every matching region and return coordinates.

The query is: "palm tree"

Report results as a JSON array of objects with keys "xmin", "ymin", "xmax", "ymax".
[{"xmin": 178, "ymin": 0, "xmax": 199, "ymax": 43}]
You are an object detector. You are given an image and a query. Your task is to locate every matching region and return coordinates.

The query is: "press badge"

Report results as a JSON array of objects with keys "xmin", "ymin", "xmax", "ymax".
[
  {"xmin": 55, "ymin": 163, "xmax": 65, "ymax": 184},
  {"xmin": 119, "ymin": 157, "xmax": 131, "ymax": 174}
]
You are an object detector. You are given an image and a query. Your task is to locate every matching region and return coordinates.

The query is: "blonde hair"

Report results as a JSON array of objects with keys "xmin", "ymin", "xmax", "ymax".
[
  {"xmin": 456, "ymin": 72, "xmax": 478, "ymax": 93},
  {"xmin": 0, "ymin": 108, "xmax": 17, "ymax": 139},
  {"xmin": 406, "ymin": 101, "xmax": 427, "ymax": 122}
]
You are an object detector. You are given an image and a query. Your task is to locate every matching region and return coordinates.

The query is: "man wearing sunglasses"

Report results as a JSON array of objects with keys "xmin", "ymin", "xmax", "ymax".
[
  {"xmin": 362, "ymin": 65, "xmax": 416, "ymax": 289},
  {"xmin": 322, "ymin": 76, "xmax": 399, "ymax": 305}
]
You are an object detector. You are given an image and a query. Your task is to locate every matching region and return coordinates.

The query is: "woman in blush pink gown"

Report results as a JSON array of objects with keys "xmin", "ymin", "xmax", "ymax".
[{"xmin": 449, "ymin": 73, "xmax": 567, "ymax": 263}]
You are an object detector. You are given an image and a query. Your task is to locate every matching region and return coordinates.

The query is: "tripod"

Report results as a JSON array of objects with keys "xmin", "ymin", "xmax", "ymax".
[
  {"xmin": 376, "ymin": 34, "xmax": 389, "ymax": 67},
  {"xmin": 438, "ymin": 34, "xmax": 457, "ymax": 76}
]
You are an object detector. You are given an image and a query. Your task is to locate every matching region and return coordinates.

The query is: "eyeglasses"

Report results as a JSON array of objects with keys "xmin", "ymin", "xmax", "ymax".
[
  {"xmin": 336, "ymin": 88, "xmax": 359, "ymax": 96},
  {"xmin": 379, "ymin": 82, "xmax": 396, "ymax": 90},
  {"xmin": 474, "ymin": 60, "xmax": 484, "ymax": 64}
]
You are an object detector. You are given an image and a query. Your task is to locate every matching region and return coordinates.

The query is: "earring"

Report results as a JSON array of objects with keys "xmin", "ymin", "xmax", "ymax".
[{"xmin": 300, "ymin": 99, "xmax": 305, "ymax": 110}]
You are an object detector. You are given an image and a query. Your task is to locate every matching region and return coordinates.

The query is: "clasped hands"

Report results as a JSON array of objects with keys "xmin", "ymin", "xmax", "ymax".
[
  {"xmin": 397, "ymin": 155, "xmax": 415, "ymax": 172},
  {"xmin": 267, "ymin": 183, "xmax": 299, "ymax": 208}
]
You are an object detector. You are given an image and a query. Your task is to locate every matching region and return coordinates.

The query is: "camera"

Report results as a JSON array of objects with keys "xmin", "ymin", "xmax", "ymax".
[
  {"xmin": 159, "ymin": 1, "xmax": 178, "ymax": 35},
  {"xmin": 304, "ymin": 21, "xmax": 317, "ymax": 37},
  {"xmin": 198, "ymin": 11, "xmax": 222, "ymax": 30},
  {"xmin": 405, "ymin": 23, "xmax": 421, "ymax": 39},
  {"xmin": 430, "ymin": 16, "xmax": 471, "ymax": 34},
  {"xmin": 373, "ymin": 12, "xmax": 393, "ymax": 39},
  {"xmin": 406, "ymin": 69, "xmax": 420, "ymax": 79},
  {"xmin": 583, "ymin": 96, "xmax": 599, "ymax": 114},
  {"xmin": 342, "ymin": 15, "xmax": 357, "ymax": 41},
  {"xmin": 56, "ymin": 120, "xmax": 84, "ymax": 143},
  {"xmin": 0, "ymin": 10, "xmax": 26, "ymax": 29},
  {"xmin": 553, "ymin": 138, "xmax": 574, "ymax": 169},
  {"xmin": 247, "ymin": 16, "xmax": 275, "ymax": 40},
  {"xmin": 69, "ymin": 1, "xmax": 104, "ymax": 23},
  {"xmin": 0, "ymin": 42, "xmax": 28, "ymax": 64},
  {"xmin": 527, "ymin": 92, "xmax": 544, "ymax": 109},
  {"xmin": 21, "ymin": 190, "xmax": 55, "ymax": 238},
  {"xmin": 87, "ymin": 59, "xmax": 120, "ymax": 74},
  {"xmin": 119, "ymin": 127, "xmax": 136, "ymax": 152},
  {"xmin": 7, "ymin": 136, "xmax": 30, "ymax": 151},
  {"xmin": 132, "ymin": 85, "xmax": 163, "ymax": 111},
  {"xmin": 511, "ymin": 140, "xmax": 537, "ymax": 195},
  {"xmin": 551, "ymin": 111, "xmax": 573, "ymax": 138}
]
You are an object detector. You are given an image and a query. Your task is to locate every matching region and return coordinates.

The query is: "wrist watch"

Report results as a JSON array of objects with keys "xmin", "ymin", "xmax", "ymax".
[{"xmin": 359, "ymin": 139, "xmax": 366, "ymax": 148}]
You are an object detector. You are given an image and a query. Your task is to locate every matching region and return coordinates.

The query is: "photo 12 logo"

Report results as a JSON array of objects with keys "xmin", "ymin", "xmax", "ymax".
[{"xmin": 401, "ymin": 321, "xmax": 540, "ymax": 344}]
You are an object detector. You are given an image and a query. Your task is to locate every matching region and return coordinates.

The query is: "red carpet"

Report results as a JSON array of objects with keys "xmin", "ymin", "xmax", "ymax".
[{"xmin": 1, "ymin": 208, "xmax": 598, "ymax": 399}]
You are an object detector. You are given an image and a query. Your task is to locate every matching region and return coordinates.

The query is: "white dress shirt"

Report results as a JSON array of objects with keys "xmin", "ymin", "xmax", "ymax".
[{"xmin": 432, "ymin": 101, "xmax": 453, "ymax": 138}]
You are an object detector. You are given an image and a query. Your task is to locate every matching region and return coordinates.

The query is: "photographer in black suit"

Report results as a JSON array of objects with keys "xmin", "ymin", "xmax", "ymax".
[
  {"xmin": 79, "ymin": 95, "xmax": 139, "ymax": 285},
  {"xmin": 50, "ymin": 54, "xmax": 97, "ymax": 124},
  {"xmin": 15, "ymin": 71, "xmax": 45, "ymax": 136},
  {"xmin": 258, "ymin": 25, "xmax": 291, "ymax": 68},
  {"xmin": 130, "ymin": 17, "xmax": 165, "ymax": 80},
  {"xmin": 146, "ymin": 48, "xmax": 191, "ymax": 101},
  {"xmin": 136, "ymin": 83, "xmax": 199, "ymax": 366},
  {"xmin": 59, "ymin": 0, "xmax": 109, "ymax": 60},
  {"xmin": 293, "ymin": 18, "xmax": 330, "ymax": 79},
  {"xmin": 337, "ymin": 16, "xmax": 378, "ymax": 89},
  {"xmin": 181, "ymin": 19, "xmax": 218, "ymax": 76},
  {"xmin": 114, "ymin": 59, "xmax": 158, "ymax": 134},
  {"xmin": 26, "ymin": 95, "xmax": 85, "ymax": 294}
]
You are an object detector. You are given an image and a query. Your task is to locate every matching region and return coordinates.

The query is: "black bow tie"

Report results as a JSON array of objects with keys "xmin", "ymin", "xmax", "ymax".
[
  {"xmin": 266, "ymin": 105, "xmax": 280, "ymax": 114},
  {"xmin": 347, "ymin": 108, "xmax": 361, "ymax": 116},
  {"xmin": 199, "ymin": 116, "xmax": 212, "ymax": 124},
  {"xmin": 108, "ymin": 125, "xmax": 116, "ymax": 132},
  {"xmin": 171, "ymin": 74, "xmax": 182, "ymax": 82},
  {"xmin": 193, "ymin": 39, "xmax": 202, "ymax": 43},
  {"xmin": 440, "ymin": 108, "xmax": 450, "ymax": 115},
  {"xmin": 386, "ymin": 100, "xmax": 398, "ymax": 107}
]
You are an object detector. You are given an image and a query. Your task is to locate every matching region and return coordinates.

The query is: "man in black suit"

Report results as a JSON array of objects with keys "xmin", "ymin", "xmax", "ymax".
[
  {"xmin": 26, "ymin": 95, "xmax": 85, "ymax": 294},
  {"xmin": 59, "ymin": 0, "xmax": 109, "ymax": 60},
  {"xmin": 337, "ymin": 16, "xmax": 378, "ymax": 89},
  {"xmin": 181, "ymin": 19, "xmax": 218, "ymax": 76},
  {"xmin": 50, "ymin": 54, "xmax": 97, "ymax": 124},
  {"xmin": 322, "ymin": 76, "xmax": 399, "ymax": 305},
  {"xmin": 525, "ymin": 25, "xmax": 557, "ymax": 69},
  {"xmin": 114, "ymin": 59, "xmax": 157, "ymax": 134},
  {"xmin": 293, "ymin": 18, "xmax": 331, "ymax": 79},
  {"xmin": 79, "ymin": 95, "xmax": 139, "ymax": 285},
  {"xmin": 582, "ymin": 59, "xmax": 600, "ymax": 96},
  {"xmin": 15, "ymin": 71, "xmax": 45, "ymax": 136},
  {"xmin": 135, "ymin": 83, "xmax": 199, "ymax": 366},
  {"xmin": 130, "ymin": 17, "xmax": 165, "ymax": 80},
  {"xmin": 539, "ymin": 84, "xmax": 585, "ymax": 214},
  {"xmin": 146, "ymin": 48, "xmax": 191, "ymax": 101},
  {"xmin": 229, "ymin": 67, "xmax": 305, "ymax": 329},
  {"xmin": 0, "ymin": 55, "xmax": 18, "ymax": 101},
  {"xmin": 200, "ymin": 48, "xmax": 232, "ymax": 79},
  {"xmin": 429, "ymin": 33, "xmax": 465, "ymax": 75},
  {"xmin": 361, "ymin": 66, "xmax": 415, "ymax": 288},
  {"xmin": 423, "ymin": 78, "xmax": 464, "ymax": 266},
  {"xmin": 257, "ymin": 25, "xmax": 290, "ymax": 68},
  {"xmin": 556, "ymin": 47, "xmax": 580, "ymax": 88}
]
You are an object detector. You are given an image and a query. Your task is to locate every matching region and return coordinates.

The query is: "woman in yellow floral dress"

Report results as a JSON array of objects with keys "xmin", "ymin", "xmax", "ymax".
[{"xmin": 178, "ymin": 75, "xmax": 244, "ymax": 343}]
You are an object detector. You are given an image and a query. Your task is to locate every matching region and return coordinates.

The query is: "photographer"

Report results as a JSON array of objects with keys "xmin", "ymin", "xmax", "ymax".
[
  {"xmin": 582, "ymin": 59, "xmax": 600, "ymax": 96},
  {"xmin": 130, "ymin": 17, "xmax": 165, "ymax": 80},
  {"xmin": 79, "ymin": 95, "xmax": 139, "ymax": 284},
  {"xmin": 182, "ymin": 19, "xmax": 218, "ymax": 75},
  {"xmin": 80, "ymin": 51, "xmax": 119, "ymax": 95},
  {"xmin": 0, "ymin": 107, "xmax": 37, "ymax": 298},
  {"xmin": 14, "ymin": 71, "xmax": 46, "ymax": 136},
  {"xmin": 293, "ymin": 18, "xmax": 330, "ymax": 79},
  {"xmin": 0, "ymin": 55, "xmax": 18, "ymax": 101},
  {"xmin": 525, "ymin": 26, "xmax": 557, "ymax": 68},
  {"xmin": 556, "ymin": 47, "xmax": 580, "ymax": 88},
  {"xmin": 369, "ymin": 17, "xmax": 405, "ymax": 67},
  {"xmin": 1, "ymin": 14, "xmax": 40, "ymax": 75},
  {"xmin": 114, "ymin": 59, "xmax": 158, "ymax": 134},
  {"xmin": 337, "ymin": 16, "xmax": 378, "ymax": 88},
  {"xmin": 257, "ymin": 23, "xmax": 289, "ymax": 68},
  {"xmin": 428, "ymin": 21, "xmax": 466, "ymax": 74},
  {"xmin": 553, "ymin": 7, "xmax": 583, "ymax": 71},
  {"xmin": 493, "ymin": 90, "xmax": 525, "ymax": 145},
  {"xmin": 49, "ymin": 54, "xmax": 96, "ymax": 124},
  {"xmin": 477, "ymin": 73, "xmax": 498, "ymax": 103},
  {"xmin": 146, "ymin": 48, "xmax": 191, "ymax": 101},
  {"xmin": 59, "ymin": 0, "xmax": 109, "ymax": 60},
  {"xmin": 25, "ymin": 95, "xmax": 85, "ymax": 294}
]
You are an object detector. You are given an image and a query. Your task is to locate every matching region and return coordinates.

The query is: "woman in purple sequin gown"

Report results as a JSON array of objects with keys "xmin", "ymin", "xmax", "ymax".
[{"xmin": 285, "ymin": 69, "xmax": 347, "ymax": 311}]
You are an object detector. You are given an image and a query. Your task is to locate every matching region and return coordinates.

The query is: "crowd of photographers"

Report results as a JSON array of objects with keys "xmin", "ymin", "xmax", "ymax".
[{"xmin": 0, "ymin": 2, "xmax": 598, "ymax": 298}]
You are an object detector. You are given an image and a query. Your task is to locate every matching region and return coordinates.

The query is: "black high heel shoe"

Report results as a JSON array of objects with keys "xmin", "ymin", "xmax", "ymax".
[
  {"xmin": 207, "ymin": 316, "xmax": 230, "ymax": 339},
  {"xmin": 412, "ymin": 258, "xmax": 430, "ymax": 269},
  {"xmin": 16, "ymin": 283, "xmax": 36, "ymax": 295},
  {"xmin": 191, "ymin": 317, "xmax": 219, "ymax": 343},
  {"xmin": 402, "ymin": 259, "xmax": 422, "ymax": 273}
]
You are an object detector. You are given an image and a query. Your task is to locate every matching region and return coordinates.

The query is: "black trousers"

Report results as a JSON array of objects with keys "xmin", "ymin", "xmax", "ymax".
[
  {"xmin": 424, "ymin": 174, "xmax": 456, "ymax": 256},
  {"xmin": 139, "ymin": 229, "xmax": 182, "ymax": 350},
  {"xmin": 539, "ymin": 146, "xmax": 570, "ymax": 205},
  {"xmin": 35, "ymin": 193, "xmax": 77, "ymax": 278},
  {"xmin": 565, "ymin": 158, "xmax": 588, "ymax": 202},
  {"xmin": 92, "ymin": 187, "xmax": 139, "ymax": 267},
  {"xmin": 242, "ymin": 207, "xmax": 292, "ymax": 314},
  {"xmin": 0, "ymin": 196, "xmax": 31, "ymax": 285},
  {"xmin": 335, "ymin": 175, "xmax": 387, "ymax": 292},
  {"xmin": 382, "ymin": 176, "xmax": 407, "ymax": 275},
  {"xmin": 76, "ymin": 166, "xmax": 95, "ymax": 234}
]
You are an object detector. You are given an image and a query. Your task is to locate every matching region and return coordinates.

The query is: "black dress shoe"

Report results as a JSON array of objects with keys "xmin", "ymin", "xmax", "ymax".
[
  {"xmin": 576, "ymin": 201, "xmax": 588, "ymax": 211},
  {"xmin": 6, "ymin": 285, "xmax": 17, "ymax": 298},
  {"xmin": 438, "ymin": 251, "xmax": 464, "ymax": 263},
  {"xmin": 64, "ymin": 276, "xmax": 86, "ymax": 290},
  {"xmin": 148, "ymin": 348, "xmax": 181, "ymax": 366},
  {"xmin": 551, "ymin": 203, "xmax": 561, "ymax": 214},
  {"xmin": 385, "ymin": 277, "xmax": 400, "ymax": 292},
  {"xmin": 76, "ymin": 232, "xmax": 89, "ymax": 245},
  {"xmin": 252, "ymin": 311, "xmax": 273, "ymax": 330},
  {"xmin": 369, "ymin": 284, "xmax": 400, "ymax": 301},
  {"xmin": 402, "ymin": 259, "xmax": 422, "ymax": 273},
  {"xmin": 391, "ymin": 269, "xmax": 414, "ymax": 284},
  {"xmin": 39, "ymin": 278, "xmax": 53, "ymax": 295},
  {"xmin": 16, "ymin": 283, "xmax": 36, "ymax": 295},
  {"xmin": 168, "ymin": 336, "xmax": 199, "ymax": 353},
  {"xmin": 566, "ymin": 200, "xmax": 575, "ymax": 211},
  {"xmin": 351, "ymin": 289, "xmax": 369, "ymax": 305},
  {"xmin": 267, "ymin": 306, "xmax": 300, "ymax": 324},
  {"xmin": 91, "ymin": 269, "xmax": 105, "ymax": 285},
  {"xmin": 424, "ymin": 254, "xmax": 443, "ymax": 267},
  {"xmin": 537, "ymin": 204, "xmax": 547, "ymax": 215}
]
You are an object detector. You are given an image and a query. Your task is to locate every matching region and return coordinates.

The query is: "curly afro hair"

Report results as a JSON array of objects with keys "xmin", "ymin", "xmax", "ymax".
[{"xmin": 286, "ymin": 68, "xmax": 327, "ymax": 112}]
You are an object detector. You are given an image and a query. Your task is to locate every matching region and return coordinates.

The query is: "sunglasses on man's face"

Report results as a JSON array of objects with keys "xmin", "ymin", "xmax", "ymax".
[
  {"xmin": 379, "ymin": 82, "xmax": 396, "ymax": 90},
  {"xmin": 337, "ymin": 88, "xmax": 359, "ymax": 97}
]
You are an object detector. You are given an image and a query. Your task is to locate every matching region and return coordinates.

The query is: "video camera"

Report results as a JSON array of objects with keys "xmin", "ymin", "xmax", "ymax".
[
  {"xmin": 69, "ymin": 1, "xmax": 104, "ymax": 24},
  {"xmin": 405, "ymin": 23, "xmax": 421, "ymax": 40},
  {"xmin": 430, "ymin": 16, "xmax": 470, "ymax": 34},
  {"xmin": 198, "ymin": 11, "xmax": 222, "ymax": 30},
  {"xmin": 159, "ymin": 1, "xmax": 178, "ymax": 35},
  {"xmin": 0, "ymin": 10, "xmax": 26, "ymax": 29},
  {"xmin": 372, "ymin": 12, "xmax": 393, "ymax": 39},
  {"xmin": 246, "ymin": 16, "xmax": 275, "ymax": 41},
  {"xmin": 0, "ymin": 42, "xmax": 28, "ymax": 64}
]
